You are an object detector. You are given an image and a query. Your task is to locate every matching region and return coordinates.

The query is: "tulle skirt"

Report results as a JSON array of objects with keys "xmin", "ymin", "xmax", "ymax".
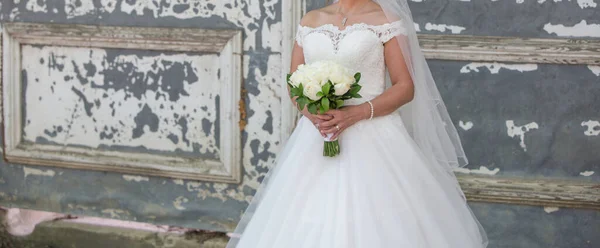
[{"xmin": 227, "ymin": 113, "xmax": 488, "ymax": 248}]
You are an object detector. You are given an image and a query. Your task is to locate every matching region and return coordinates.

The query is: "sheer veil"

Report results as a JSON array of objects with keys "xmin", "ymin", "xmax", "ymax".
[
  {"xmin": 371, "ymin": 0, "xmax": 469, "ymax": 174},
  {"xmin": 227, "ymin": 0, "xmax": 488, "ymax": 247}
]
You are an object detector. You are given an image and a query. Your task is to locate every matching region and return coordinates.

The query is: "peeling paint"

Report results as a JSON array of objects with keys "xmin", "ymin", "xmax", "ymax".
[
  {"xmin": 459, "ymin": 120, "xmax": 474, "ymax": 131},
  {"xmin": 23, "ymin": 167, "xmax": 56, "ymax": 178},
  {"xmin": 506, "ymin": 120, "xmax": 539, "ymax": 152},
  {"xmin": 58, "ymin": 0, "xmax": 281, "ymax": 51},
  {"xmin": 25, "ymin": 0, "xmax": 46, "ymax": 12},
  {"xmin": 173, "ymin": 196, "xmax": 189, "ymax": 210},
  {"xmin": 122, "ymin": 175, "xmax": 150, "ymax": 182},
  {"xmin": 460, "ymin": 62, "xmax": 538, "ymax": 74},
  {"xmin": 538, "ymin": 0, "xmax": 598, "ymax": 9},
  {"xmin": 67, "ymin": 203, "xmax": 96, "ymax": 211},
  {"xmin": 543, "ymin": 20, "xmax": 600, "ymax": 38},
  {"xmin": 172, "ymin": 179, "xmax": 184, "ymax": 185},
  {"xmin": 454, "ymin": 166, "xmax": 500, "ymax": 175},
  {"xmin": 22, "ymin": 45, "xmax": 221, "ymax": 158},
  {"xmin": 581, "ymin": 120, "xmax": 600, "ymax": 136},
  {"xmin": 579, "ymin": 171, "xmax": 595, "ymax": 176},
  {"xmin": 101, "ymin": 208, "xmax": 130, "ymax": 219},
  {"xmin": 424, "ymin": 23, "xmax": 466, "ymax": 34},
  {"xmin": 413, "ymin": 23, "xmax": 421, "ymax": 32},
  {"xmin": 544, "ymin": 206, "xmax": 560, "ymax": 213},
  {"xmin": 588, "ymin": 66, "xmax": 600, "ymax": 76}
]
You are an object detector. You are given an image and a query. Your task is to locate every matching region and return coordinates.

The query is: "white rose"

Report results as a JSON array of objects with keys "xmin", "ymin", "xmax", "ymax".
[
  {"xmin": 303, "ymin": 82, "xmax": 322, "ymax": 101},
  {"xmin": 311, "ymin": 69, "xmax": 329, "ymax": 86},
  {"xmin": 341, "ymin": 73, "xmax": 355, "ymax": 86},
  {"xmin": 333, "ymin": 82, "xmax": 352, "ymax": 96},
  {"xmin": 329, "ymin": 66, "xmax": 345, "ymax": 85},
  {"xmin": 289, "ymin": 71, "xmax": 305, "ymax": 87}
]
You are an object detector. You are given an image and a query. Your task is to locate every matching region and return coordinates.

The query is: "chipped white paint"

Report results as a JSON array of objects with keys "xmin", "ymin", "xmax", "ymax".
[
  {"xmin": 25, "ymin": 0, "xmax": 46, "ymax": 12},
  {"xmin": 122, "ymin": 175, "xmax": 150, "ymax": 182},
  {"xmin": 240, "ymin": 54, "xmax": 283, "ymax": 191},
  {"xmin": 101, "ymin": 208, "xmax": 129, "ymax": 218},
  {"xmin": 65, "ymin": 0, "xmax": 100, "ymax": 17},
  {"xmin": 23, "ymin": 167, "xmax": 56, "ymax": 178},
  {"xmin": 580, "ymin": 171, "xmax": 595, "ymax": 176},
  {"xmin": 413, "ymin": 23, "xmax": 421, "ymax": 32},
  {"xmin": 22, "ymin": 45, "xmax": 221, "ymax": 156},
  {"xmin": 454, "ymin": 166, "xmax": 500, "ymax": 175},
  {"xmin": 543, "ymin": 20, "xmax": 600, "ymax": 38},
  {"xmin": 588, "ymin": 66, "xmax": 600, "ymax": 76},
  {"xmin": 59, "ymin": 0, "xmax": 280, "ymax": 51},
  {"xmin": 458, "ymin": 0, "xmax": 600, "ymax": 9},
  {"xmin": 543, "ymin": 206, "xmax": 560, "ymax": 213},
  {"xmin": 424, "ymin": 23, "xmax": 466, "ymax": 34},
  {"xmin": 576, "ymin": 0, "xmax": 598, "ymax": 8},
  {"xmin": 172, "ymin": 179, "xmax": 184, "ymax": 185},
  {"xmin": 537, "ymin": 0, "xmax": 598, "ymax": 9},
  {"xmin": 582, "ymin": 120, "xmax": 600, "ymax": 136},
  {"xmin": 173, "ymin": 196, "xmax": 189, "ymax": 210},
  {"xmin": 460, "ymin": 62, "xmax": 538, "ymax": 74},
  {"xmin": 506, "ymin": 120, "xmax": 539, "ymax": 152},
  {"xmin": 459, "ymin": 120, "xmax": 474, "ymax": 131},
  {"xmin": 67, "ymin": 204, "xmax": 95, "ymax": 211}
]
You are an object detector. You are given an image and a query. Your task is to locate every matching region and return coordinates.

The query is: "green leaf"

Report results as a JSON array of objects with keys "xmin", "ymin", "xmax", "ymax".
[
  {"xmin": 296, "ymin": 97, "xmax": 309, "ymax": 110},
  {"xmin": 335, "ymin": 100, "xmax": 344, "ymax": 108},
  {"xmin": 354, "ymin": 72, "xmax": 361, "ymax": 83},
  {"xmin": 286, "ymin": 73, "xmax": 291, "ymax": 83},
  {"xmin": 290, "ymin": 87, "xmax": 302, "ymax": 97},
  {"xmin": 307, "ymin": 103, "xmax": 318, "ymax": 115},
  {"xmin": 349, "ymin": 85, "xmax": 362, "ymax": 95},
  {"xmin": 321, "ymin": 97, "xmax": 330, "ymax": 112},
  {"xmin": 319, "ymin": 103, "xmax": 326, "ymax": 114},
  {"xmin": 322, "ymin": 82, "xmax": 332, "ymax": 95},
  {"xmin": 352, "ymin": 93, "xmax": 362, "ymax": 98},
  {"xmin": 316, "ymin": 92, "xmax": 324, "ymax": 97}
]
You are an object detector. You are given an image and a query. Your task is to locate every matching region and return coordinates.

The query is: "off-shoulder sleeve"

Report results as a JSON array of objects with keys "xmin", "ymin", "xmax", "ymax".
[
  {"xmin": 295, "ymin": 25, "xmax": 305, "ymax": 47},
  {"xmin": 376, "ymin": 20, "xmax": 407, "ymax": 44}
]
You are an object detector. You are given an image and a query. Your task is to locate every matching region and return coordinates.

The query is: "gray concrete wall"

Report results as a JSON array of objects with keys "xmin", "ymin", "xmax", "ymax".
[{"xmin": 0, "ymin": 0, "xmax": 599, "ymax": 248}]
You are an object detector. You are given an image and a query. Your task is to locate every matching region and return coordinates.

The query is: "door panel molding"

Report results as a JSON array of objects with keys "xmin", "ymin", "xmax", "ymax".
[{"xmin": 1, "ymin": 22, "xmax": 243, "ymax": 183}]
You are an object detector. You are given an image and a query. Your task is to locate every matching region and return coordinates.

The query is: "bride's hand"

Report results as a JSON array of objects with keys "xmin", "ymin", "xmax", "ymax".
[
  {"xmin": 318, "ymin": 104, "xmax": 369, "ymax": 140},
  {"xmin": 301, "ymin": 107, "xmax": 332, "ymax": 138}
]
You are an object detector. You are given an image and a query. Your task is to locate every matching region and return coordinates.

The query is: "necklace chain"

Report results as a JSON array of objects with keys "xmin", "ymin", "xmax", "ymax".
[{"xmin": 337, "ymin": 1, "xmax": 370, "ymax": 26}]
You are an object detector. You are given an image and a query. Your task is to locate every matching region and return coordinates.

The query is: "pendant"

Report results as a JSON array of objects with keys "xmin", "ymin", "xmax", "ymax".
[{"xmin": 341, "ymin": 17, "xmax": 348, "ymax": 26}]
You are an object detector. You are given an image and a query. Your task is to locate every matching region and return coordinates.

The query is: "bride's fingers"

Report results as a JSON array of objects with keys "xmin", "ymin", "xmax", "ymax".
[
  {"xmin": 330, "ymin": 129, "xmax": 343, "ymax": 140},
  {"xmin": 320, "ymin": 122, "xmax": 344, "ymax": 134},
  {"xmin": 320, "ymin": 126, "xmax": 338, "ymax": 135},
  {"xmin": 315, "ymin": 114, "xmax": 333, "ymax": 121},
  {"xmin": 319, "ymin": 118, "xmax": 339, "ymax": 129}
]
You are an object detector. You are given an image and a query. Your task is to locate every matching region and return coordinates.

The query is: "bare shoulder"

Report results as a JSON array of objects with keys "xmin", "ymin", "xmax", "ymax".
[
  {"xmin": 362, "ymin": 6, "xmax": 393, "ymax": 26},
  {"xmin": 299, "ymin": 5, "xmax": 337, "ymax": 27}
]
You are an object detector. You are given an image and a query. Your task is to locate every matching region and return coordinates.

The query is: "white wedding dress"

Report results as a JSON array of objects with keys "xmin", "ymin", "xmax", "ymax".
[{"xmin": 227, "ymin": 21, "xmax": 488, "ymax": 248}]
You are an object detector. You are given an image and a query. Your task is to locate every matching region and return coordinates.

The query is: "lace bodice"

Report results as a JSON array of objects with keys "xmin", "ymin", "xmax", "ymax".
[{"xmin": 296, "ymin": 21, "xmax": 406, "ymax": 105}]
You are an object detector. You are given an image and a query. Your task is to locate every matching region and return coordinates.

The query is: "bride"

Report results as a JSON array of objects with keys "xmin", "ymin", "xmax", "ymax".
[{"xmin": 227, "ymin": 0, "xmax": 488, "ymax": 247}]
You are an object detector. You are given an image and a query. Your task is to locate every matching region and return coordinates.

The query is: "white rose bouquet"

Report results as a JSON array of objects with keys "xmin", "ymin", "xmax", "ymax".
[{"xmin": 287, "ymin": 60, "xmax": 362, "ymax": 157}]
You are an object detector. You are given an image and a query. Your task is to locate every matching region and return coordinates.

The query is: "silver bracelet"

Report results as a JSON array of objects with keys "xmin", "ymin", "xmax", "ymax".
[{"xmin": 366, "ymin": 100, "xmax": 374, "ymax": 120}]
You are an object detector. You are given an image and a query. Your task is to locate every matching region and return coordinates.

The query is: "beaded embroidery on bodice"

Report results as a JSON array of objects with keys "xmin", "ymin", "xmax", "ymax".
[{"xmin": 295, "ymin": 20, "xmax": 406, "ymax": 105}]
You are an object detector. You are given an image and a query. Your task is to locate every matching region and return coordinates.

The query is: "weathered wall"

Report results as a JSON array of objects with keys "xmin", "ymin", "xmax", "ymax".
[
  {"xmin": 0, "ymin": 0, "xmax": 283, "ymax": 232},
  {"xmin": 0, "ymin": 0, "xmax": 599, "ymax": 248},
  {"xmin": 407, "ymin": 1, "xmax": 600, "ymax": 247}
]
